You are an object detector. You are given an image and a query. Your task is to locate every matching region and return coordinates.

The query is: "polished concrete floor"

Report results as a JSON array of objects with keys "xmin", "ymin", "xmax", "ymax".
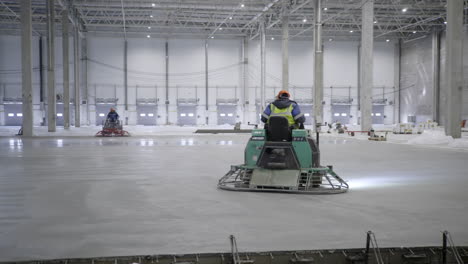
[{"xmin": 0, "ymin": 134, "xmax": 467, "ymax": 261}]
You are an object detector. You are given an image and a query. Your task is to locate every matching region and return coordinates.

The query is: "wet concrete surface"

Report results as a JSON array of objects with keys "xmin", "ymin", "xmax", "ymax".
[{"xmin": 0, "ymin": 135, "xmax": 467, "ymax": 261}]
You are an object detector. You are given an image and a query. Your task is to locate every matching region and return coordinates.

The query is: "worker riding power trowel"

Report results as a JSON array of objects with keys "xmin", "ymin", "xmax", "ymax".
[{"xmin": 218, "ymin": 91, "xmax": 348, "ymax": 194}]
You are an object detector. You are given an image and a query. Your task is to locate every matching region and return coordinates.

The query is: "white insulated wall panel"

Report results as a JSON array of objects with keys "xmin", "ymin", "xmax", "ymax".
[
  {"xmin": 207, "ymin": 39, "xmax": 241, "ymax": 90},
  {"xmin": 127, "ymin": 38, "xmax": 166, "ymax": 99},
  {"xmin": 400, "ymin": 36, "xmax": 433, "ymax": 123},
  {"xmin": 289, "ymin": 41, "xmax": 314, "ymax": 101},
  {"xmin": 168, "ymin": 39, "xmax": 205, "ymax": 125},
  {"xmin": 168, "ymin": 39, "xmax": 205, "ymax": 98},
  {"xmin": 53, "ymin": 37, "xmax": 75, "ymax": 95},
  {"xmin": 373, "ymin": 41, "xmax": 395, "ymax": 87},
  {"xmin": 87, "ymin": 37, "xmax": 124, "ymax": 101},
  {"xmin": 0, "ymin": 35, "xmax": 40, "ymax": 97},
  {"xmin": 0, "ymin": 35, "xmax": 41, "ymax": 125},
  {"xmin": 323, "ymin": 41, "xmax": 359, "ymax": 88}
]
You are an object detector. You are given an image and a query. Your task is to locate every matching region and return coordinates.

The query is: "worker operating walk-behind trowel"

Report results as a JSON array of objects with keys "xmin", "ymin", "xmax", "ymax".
[{"xmin": 218, "ymin": 91, "xmax": 348, "ymax": 194}]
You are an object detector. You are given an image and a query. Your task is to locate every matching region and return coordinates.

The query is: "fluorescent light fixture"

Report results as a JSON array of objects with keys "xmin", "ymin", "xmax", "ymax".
[
  {"xmin": 376, "ymin": 113, "xmax": 382, "ymax": 116},
  {"xmin": 17, "ymin": 113, "xmax": 23, "ymax": 117},
  {"xmin": 304, "ymin": 113, "xmax": 310, "ymax": 117},
  {"xmin": 220, "ymin": 113, "xmax": 226, "ymax": 117},
  {"xmin": 140, "ymin": 113, "xmax": 146, "ymax": 117},
  {"xmin": 444, "ymin": 21, "xmax": 447, "ymax": 24},
  {"xmin": 371, "ymin": 113, "xmax": 374, "ymax": 116},
  {"xmin": 229, "ymin": 17, "xmax": 233, "ymax": 20},
  {"xmin": 147, "ymin": 35, "xmax": 151, "ymax": 38},
  {"xmin": 180, "ymin": 113, "xmax": 186, "ymax": 117},
  {"xmin": 150, "ymin": 15, "xmax": 153, "ymax": 18},
  {"xmin": 188, "ymin": 113, "xmax": 194, "ymax": 117},
  {"xmin": 402, "ymin": 8, "xmax": 408, "ymax": 12},
  {"xmin": 334, "ymin": 113, "xmax": 340, "ymax": 116},
  {"xmin": 148, "ymin": 113, "xmax": 154, "ymax": 117},
  {"xmin": 57, "ymin": 113, "xmax": 63, "ymax": 117},
  {"xmin": 227, "ymin": 113, "xmax": 233, "ymax": 117},
  {"xmin": 341, "ymin": 113, "xmax": 347, "ymax": 116},
  {"xmin": 151, "ymin": 3, "xmax": 155, "ymax": 7},
  {"xmin": 8, "ymin": 113, "xmax": 14, "ymax": 117},
  {"xmin": 386, "ymin": 39, "xmax": 390, "ymax": 42},
  {"xmin": 99, "ymin": 113, "xmax": 105, "ymax": 117},
  {"xmin": 211, "ymin": 36, "xmax": 214, "ymax": 39},
  {"xmin": 271, "ymin": 37, "xmax": 275, "ymax": 40}
]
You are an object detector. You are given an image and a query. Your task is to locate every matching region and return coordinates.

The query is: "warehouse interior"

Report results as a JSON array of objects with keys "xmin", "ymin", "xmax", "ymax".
[{"xmin": 0, "ymin": 0, "xmax": 468, "ymax": 263}]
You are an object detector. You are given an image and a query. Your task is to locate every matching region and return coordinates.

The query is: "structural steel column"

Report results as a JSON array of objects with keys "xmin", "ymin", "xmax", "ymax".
[
  {"xmin": 313, "ymin": 0, "xmax": 324, "ymax": 128},
  {"xmin": 46, "ymin": 0, "xmax": 56, "ymax": 132},
  {"xmin": 39, "ymin": 37, "xmax": 45, "ymax": 104},
  {"xmin": 432, "ymin": 31, "xmax": 440, "ymax": 123},
  {"xmin": 445, "ymin": 0, "xmax": 463, "ymax": 138},
  {"xmin": 62, "ymin": 9, "xmax": 70, "ymax": 129},
  {"xmin": 241, "ymin": 38, "xmax": 248, "ymax": 124},
  {"xmin": 260, "ymin": 21, "xmax": 266, "ymax": 114},
  {"xmin": 205, "ymin": 40, "xmax": 209, "ymax": 125},
  {"xmin": 82, "ymin": 37, "xmax": 89, "ymax": 125},
  {"xmin": 21, "ymin": 0, "xmax": 34, "ymax": 136},
  {"xmin": 281, "ymin": 6, "xmax": 289, "ymax": 90},
  {"xmin": 359, "ymin": 0, "xmax": 374, "ymax": 131},
  {"xmin": 394, "ymin": 40, "xmax": 401, "ymax": 124},
  {"xmin": 124, "ymin": 40, "xmax": 128, "ymax": 111},
  {"xmin": 165, "ymin": 40, "xmax": 169, "ymax": 125},
  {"xmin": 74, "ymin": 25, "xmax": 80, "ymax": 127}
]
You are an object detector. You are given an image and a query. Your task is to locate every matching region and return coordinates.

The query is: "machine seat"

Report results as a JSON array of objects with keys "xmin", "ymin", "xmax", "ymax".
[{"xmin": 267, "ymin": 116, "xmax": 292, "ymax": 142}]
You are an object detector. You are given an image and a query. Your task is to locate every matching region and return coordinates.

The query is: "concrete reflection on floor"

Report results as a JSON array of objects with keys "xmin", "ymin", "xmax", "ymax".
[{"xmin": 0, "ymin": 135, "xmax": 467, "ymax": 261}]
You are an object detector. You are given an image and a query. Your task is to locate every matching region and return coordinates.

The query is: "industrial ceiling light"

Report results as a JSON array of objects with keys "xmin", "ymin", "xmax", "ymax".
[
  {"xmin": 413, "ymin": 31, "xmax": 416, "ymax": 34},
  {"xmin": 211, "ymin": 36, "xmax": 214, "ymax": 39},
  {"xmin": 444, "ymin": 21, "xmax": 447, "ymax": 24},
  {"xmin": 349, "ymin": 30, "xmax": 353, "ymax": 33},
  {"xmin": 386, "ymin": 39, "xmax": 390, "ymax": 42},
  {"xmin": 147, "ymin": 35, "xmax": 151, "ymax": 38},
  {"xmin": 150, "ymin": 15, "xmax": 153, "ymax": 18},
  {"xmin": 151, "ymin": 3, "xmax": 155, "ymax": 7},
  {"xmin": 240, "ymin": 3, "xmax": 245, "ymax": 7},
  {"xmin": 219, "ymin": 27, "xmax": 223, "ymax": 30},
  {"xmin": 373, "ymin": 20, "xmax": 377, "ymax": 24},
  {"xmin": 148, "ymin": 26, "xmax": 151, "ymax": 29},
  {"xmin": 302, "ymin": 18, "xmax": 307, "ymax": 23},
  {"xmin": 329, "ymin": 38, "xmax": 333, "ymax": 41},
  {"xmin": 323, "ymin": 7, "xmax": 328, "ymax": 11},
  {"xmin": 229, "ymin": 17, "xmax": 233, "ymax": 20},
  {"xmin": 271, "ymin": 37, "xmax": 275, "ymax": 40},
  {"xmin": 402, "ymin": 8, "xmax": 408, "ymax": 12}
]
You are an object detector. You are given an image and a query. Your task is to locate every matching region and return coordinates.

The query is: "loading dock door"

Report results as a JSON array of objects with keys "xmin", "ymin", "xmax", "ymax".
[
  {"xmin": 301, "ymin": 104, "xmax": 313, "ymax": 125},
  {"xmin": 372, "ymin": 105, "xmax": 385, "ymax": 124},
  {"xmin": 4, "ymin": 104, "xmax": 22, "ymax": 126},
  {"xmin": 178, "ymin": 105, "xmax": 197, "ymax": 126},
  {"xmin": 331, "ymin": 105, "xmax": 351, "ymax": 125},
  {"xmin": 96, "ymin": 104, "xmax": 116, "ymax": 125},
  {"xmin": 137, "ymin": 105, "xmax": 157, "ymax": 126},
  {"xmin": 56, "ymin": 103, "xmax": 64, "ymax": 126},
  {"xmin": 217, "ymin": 105, "xmax": 237, "ymax": 125}
]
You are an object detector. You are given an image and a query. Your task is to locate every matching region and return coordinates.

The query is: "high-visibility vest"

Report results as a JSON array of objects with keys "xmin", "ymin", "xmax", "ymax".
[{"xmin": 269, "ymin": 104, "xmax": 295, "ymax": 126}]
